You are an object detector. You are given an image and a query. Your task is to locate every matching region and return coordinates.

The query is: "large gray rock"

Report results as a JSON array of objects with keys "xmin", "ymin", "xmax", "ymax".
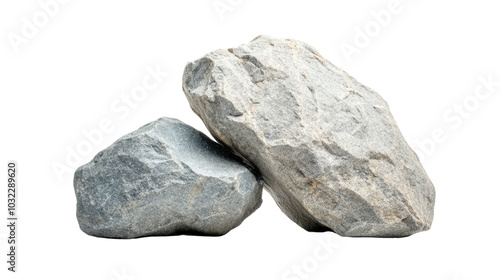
[
  {"xmin": 74, "ymin": 117, "xmax": 262, "ymax": 238},
  {"xmin": 182, "ymin": 36, "xmax": 435, "ymax": 237}
]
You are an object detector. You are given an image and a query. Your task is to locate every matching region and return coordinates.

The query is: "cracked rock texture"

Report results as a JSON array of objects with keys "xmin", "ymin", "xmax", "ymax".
[
  {"xmin": 183, "ymin": 35, "xmax": 435, "ymax": 237},
  {"xmin": 74, "ymin": 117, "xmax": 262, "ymax": 238}
]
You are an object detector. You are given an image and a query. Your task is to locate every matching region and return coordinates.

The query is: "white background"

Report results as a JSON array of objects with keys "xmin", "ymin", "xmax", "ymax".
[{"xmin": 1, "ymin": 1, "xmax": 499, "ymax": 279}]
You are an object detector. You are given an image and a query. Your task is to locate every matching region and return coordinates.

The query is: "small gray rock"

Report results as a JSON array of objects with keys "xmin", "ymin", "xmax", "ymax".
[
  {"xmin": 74, "ymin": 117, "xmax": 262, "ymax": 238},
  {"xmin": 182, "ymin": 36, "xmax": 435, "ymax": 237}
]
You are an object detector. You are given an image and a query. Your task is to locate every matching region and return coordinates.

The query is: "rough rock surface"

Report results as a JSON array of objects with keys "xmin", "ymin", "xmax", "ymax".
[
  {"xmin": 182, "ymin": 36, "xmax": 435, "ymax": 237},
  {"xmin": 74, "ymin": 117, "xmax": 262, "ymax": 238}
]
